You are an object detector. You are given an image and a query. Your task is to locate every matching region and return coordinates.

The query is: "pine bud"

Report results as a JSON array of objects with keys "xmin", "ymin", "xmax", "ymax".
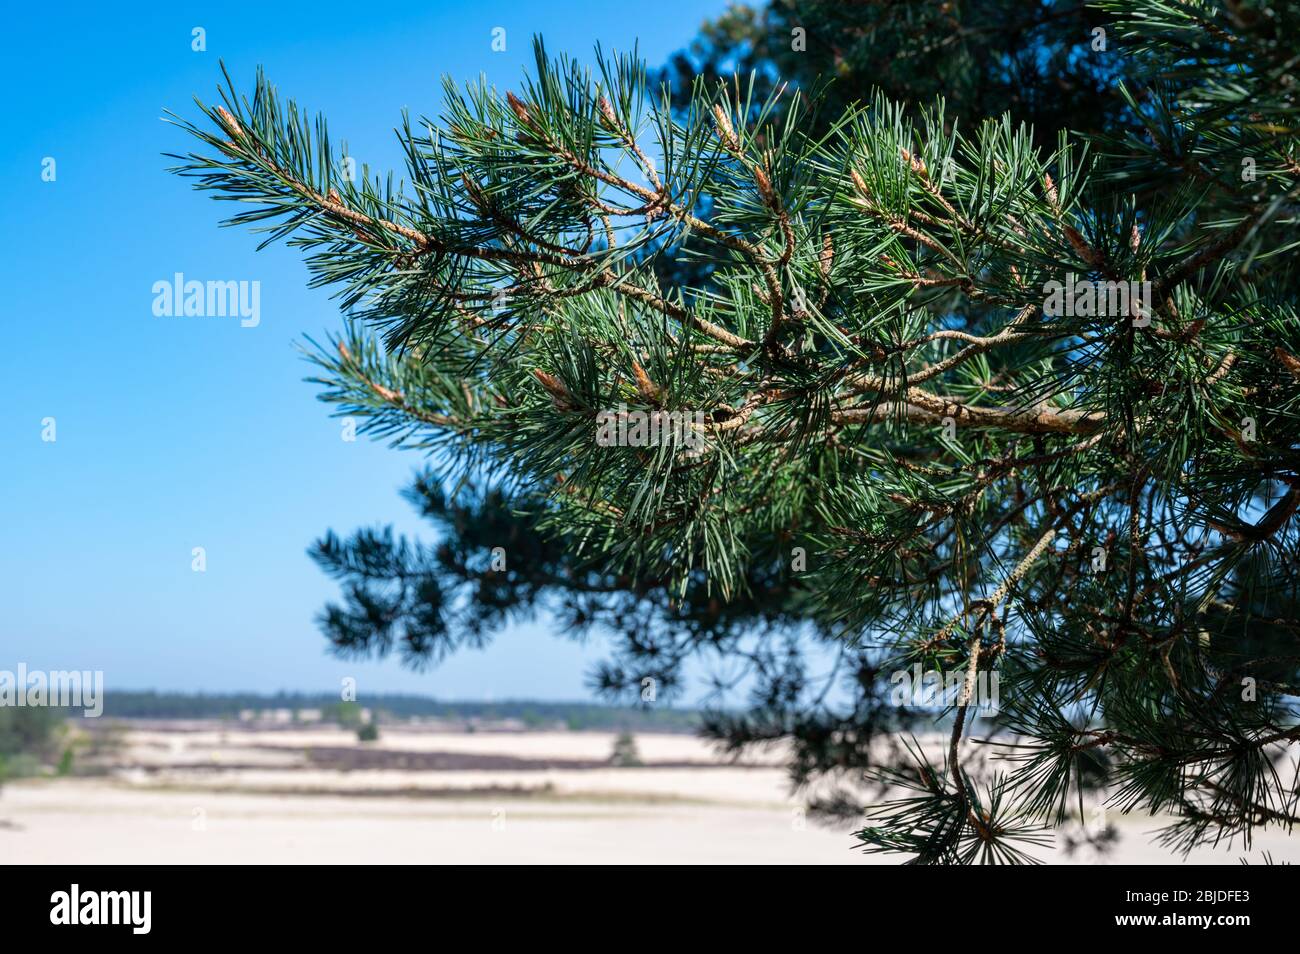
[
  {"xmin": 753, "ymin": 165, "xmax": 778, "ymax": 209},
  {"xmin": 1063, "ymin": 225, "xmax": 1102, "ymax": 267},
  {"xmin": 900, "ymin": 147, "xmax": 927, "ymax": 177},
  {"xmin": 630, "ymin": 359, "xmax": 664, "ymax": 403},
  {"xmin": 1276, "ymin": 347, "xmax": 1300, "ymax": 379},
  {"xmin": 533, "ymin": 369, "xmax": 574, "ymax": 409},
  {"xmin": 712, "ymin": 104, "xmax": 740, "ymax": 154},
  {"xmin": 598, "ymin": 96, "xmax": 620, "ymax": 129},
  {"xmin": 507, "ymin": 92, "xmax": 533, "ymax": 126},
  {"xmin": 819, "ymin": 232, "xmax": 834, "ymax": 281},
  {"xmin": 850, "ymin": 168, "xmax": 870, "ymax": 198},
  {"xmin": 216, "ymin": 106, "xmax": 244, "ymax": 140}
]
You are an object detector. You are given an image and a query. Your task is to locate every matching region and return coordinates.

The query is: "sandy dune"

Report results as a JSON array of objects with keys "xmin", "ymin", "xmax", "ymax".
[{"xmin": 3, "ymin": 723, "xmax": 1296, "ymax": 864}]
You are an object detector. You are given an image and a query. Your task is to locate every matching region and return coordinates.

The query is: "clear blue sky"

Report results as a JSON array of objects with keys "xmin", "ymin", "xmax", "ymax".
[{"xmin": 0, "ymin": 1, "xmax": 732, "ymax": 700}]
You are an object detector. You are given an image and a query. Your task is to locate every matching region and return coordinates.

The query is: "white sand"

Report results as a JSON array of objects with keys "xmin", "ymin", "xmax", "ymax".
[{"xmin": 3, "ymin": 724, "xmax": 1296, "ymax": 864}]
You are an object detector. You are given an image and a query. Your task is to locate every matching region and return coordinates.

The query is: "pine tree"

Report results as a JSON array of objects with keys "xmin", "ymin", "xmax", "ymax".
[
  {"xmin": 610, "ymin": 731, "xmax": 643, "ymax": 767},
  {"xmin": 657, "ymin": 0, "xmax": 1129, "ymax": 149},
  {"xmin": 170, "ymin": 0, "xmax": 1300, "ymax": 863}
]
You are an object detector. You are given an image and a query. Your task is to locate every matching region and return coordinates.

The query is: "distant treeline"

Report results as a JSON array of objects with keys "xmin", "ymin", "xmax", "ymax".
[{"xmin": 90, "ymin": 691, "xmax": 701, "ymax": 732}]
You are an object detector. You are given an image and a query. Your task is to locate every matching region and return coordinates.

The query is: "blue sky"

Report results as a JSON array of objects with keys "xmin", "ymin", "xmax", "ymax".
[{"xmin": 0, "ymin": 1, "xmax": 732, "ymax": 700}]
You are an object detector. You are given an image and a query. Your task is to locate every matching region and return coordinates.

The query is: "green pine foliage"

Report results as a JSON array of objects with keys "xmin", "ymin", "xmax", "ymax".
[
  {"xmin": 657, "ymin": 0, "xmax": 1130, "ymax": 148},
  {"xmin": 170, "ymin": 0, "xmax": 1300, "ymax": 863}
]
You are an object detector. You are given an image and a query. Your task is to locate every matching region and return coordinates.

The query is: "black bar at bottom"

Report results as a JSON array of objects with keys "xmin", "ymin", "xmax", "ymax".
[{"xmin": 3, "ymin": 865, "xmax": 1283, "ymax": 939}]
